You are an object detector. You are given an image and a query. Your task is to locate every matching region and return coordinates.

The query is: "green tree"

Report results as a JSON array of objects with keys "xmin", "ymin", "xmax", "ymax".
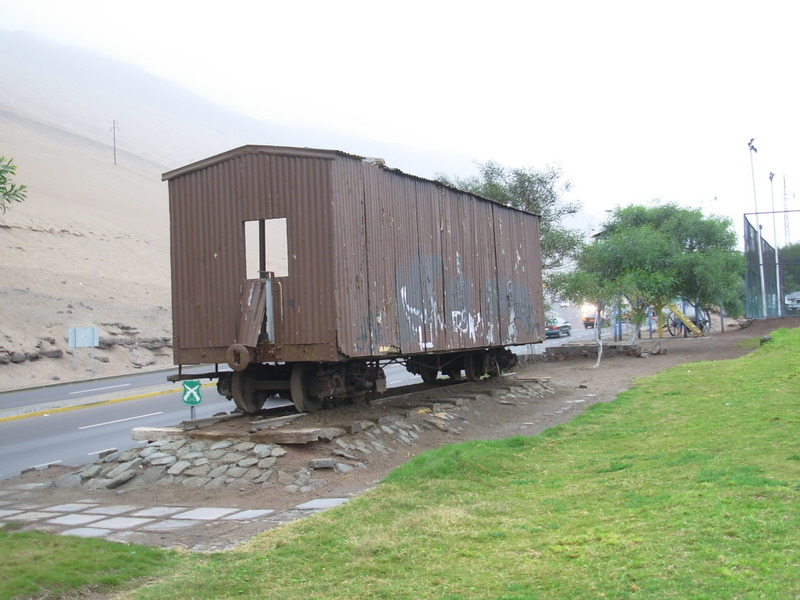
[
  {"xmin": 605, "ymin": 203, "xmax": 743, "ymax": 315},
  {"xmin": 780, "ymin": 243, "xmax": 800, "ymax": 292},
  {"xmin": 1, "ymin": 156, "xmax": 27, "ymax": 214},
  {"xmin": 437, "ymin": 161, "xmax": 583, "ymax": 271},
  {"xmin": 552, "ymin": 202, "xmax": 743, "ymax": 344}
]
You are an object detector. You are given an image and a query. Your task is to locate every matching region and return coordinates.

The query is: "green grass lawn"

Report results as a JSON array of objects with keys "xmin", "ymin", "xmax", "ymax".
[{"xmin": 2, "ymin": 328, "xmax": 798, "ymax": 600}]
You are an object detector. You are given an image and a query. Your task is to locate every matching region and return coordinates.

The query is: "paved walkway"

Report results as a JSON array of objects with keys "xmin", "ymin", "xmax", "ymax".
[{"xmin": 0, "ymin": 483, "xmax": 348, "ymax": 551}]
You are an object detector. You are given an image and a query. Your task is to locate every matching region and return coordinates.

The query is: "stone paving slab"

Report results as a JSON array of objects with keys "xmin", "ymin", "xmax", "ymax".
[
  {"xmin": 131, "ymin": 506, "xmax": 188, "ymax": 517},
  {"xmin": 223, "ymin": 509, "xmax": 274, "ymax": 520},
  {"xmin": 46, "ymin": 513, "xmax": 105, "ymax": 526},
  {"xmin": 296, "ymin": 498, "xmax": 349, "ymax": 510},
  {"xmin": 44, "ymin": 503, "xmax": 98, "ymax": 512},
  {"xmin": 91, "ymin": 516, "xmax": 155, "ymax": 530},
  {"xmin": 171, "ymin": 507, "xmax": 240, "ymax": 520},
  {"xmin": 13, "ymin": 511, "xmax": 55, "ymax": 521},
  {"xmin": 141, "ymin": 519, "xmax": 201, "ymax": 532},
  {"xmin": 84, "ymin": 504, "xmax": 140, "ymax": 515},
  {"xmin": 0, "ymin": 487, "xmax": 351, "ymax": 550}
]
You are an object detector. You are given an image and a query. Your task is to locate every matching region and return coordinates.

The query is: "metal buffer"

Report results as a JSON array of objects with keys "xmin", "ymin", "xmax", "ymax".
[{"xmin": 666, "ymin": 303, "xmax": 704, "ymax": 337}]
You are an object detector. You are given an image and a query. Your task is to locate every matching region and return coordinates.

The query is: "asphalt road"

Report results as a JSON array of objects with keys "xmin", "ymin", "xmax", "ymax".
[{"xmin": 0, "ymin": 363, "xmax": 421, "ymax": 480}]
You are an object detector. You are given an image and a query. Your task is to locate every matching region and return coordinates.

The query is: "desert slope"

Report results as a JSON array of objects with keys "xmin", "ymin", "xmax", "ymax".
[{"xmin": 1, "ymin": 111, "xmax": 172, "ymax": 391}]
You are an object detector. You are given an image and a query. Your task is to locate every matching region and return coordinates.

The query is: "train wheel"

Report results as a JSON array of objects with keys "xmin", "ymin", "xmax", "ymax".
[
  {"xmin": 290, "ymin": 363, "xmax": 322, "ymax": 413},
  {"xmin": 464, "ymin": 351, "xmax": 486, "ymax": 382},
  {"xmin": 231, "ymin": 370, "xmax": 266, "ymax": 414},
  {"xmin": 419, "ymin": 364, "xmax": 438, "ymax": 384}
]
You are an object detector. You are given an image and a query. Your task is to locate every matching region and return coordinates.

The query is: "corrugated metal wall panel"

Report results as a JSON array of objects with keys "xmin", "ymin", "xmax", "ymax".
[
  {"xmin": 414, "ymin": 182, "xmax": 446, "ymax": 350},
  {"xmin": 361, "ymin": 165, "xmax": 400, "ymax": 354},
  {"xmin": 440, "ymin": 188, "xmax": 500, "ymax": 349},
  {"xmin": 391, "ymin": 174, "xmax": 427, "ymax": 354},
  {"xmin": 492, "ymin": 204, "xmax": 545, "ymax": 344},
  {"xmin": 166, "ymin": 149, "xmax": 337, "ymax": 364},
  {"xmin": 331, "ymin": 158, "xmax": 370, "ymax": 356}
]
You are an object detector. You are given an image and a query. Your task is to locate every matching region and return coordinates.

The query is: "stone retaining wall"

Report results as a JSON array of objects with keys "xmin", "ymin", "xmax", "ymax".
[{"xmin": 53, "ymin": 380, "xmax": 555, "ymax": 494}]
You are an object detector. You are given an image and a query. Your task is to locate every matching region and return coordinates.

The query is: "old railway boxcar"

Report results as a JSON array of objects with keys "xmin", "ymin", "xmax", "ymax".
[{"xmin": 162, "ymin": 145, "xmax": 545, "ymax": 413}]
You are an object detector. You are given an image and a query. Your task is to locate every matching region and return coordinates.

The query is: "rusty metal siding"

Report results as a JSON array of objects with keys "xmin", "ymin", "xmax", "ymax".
[
  {"xmin": 165, "ymin": 148, "xmax": 338, "ymax": 365},
  {"xmin": 360, "ymin": 164, "xmax": 399, "ymax": 355},
  {"xmin": 330, "ymin": 157, "xmax": 370, "ymax": 356},
  {"xmin": 440, "ymin": 188, "xmax": 500, "ymax": 349},
  {"xmin": 413, "ymin": 181, "xmax": 446, "ymax": 350},
  {"xmin": 492, "ymin": 204, "xmax": 545, "ymax": 344},
  {"xmin": 332, "ymin": 156, "xmax": 543, "ymax": 359},
  {"xmin": 390, "ymin": 174, "xmax": 427, "ymax": 354}
]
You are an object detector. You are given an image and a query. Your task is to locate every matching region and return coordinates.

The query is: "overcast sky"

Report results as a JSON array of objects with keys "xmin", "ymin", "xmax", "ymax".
[{"xmin": 2, "ymin": 0, "xmax": 799, "ymax": 243}]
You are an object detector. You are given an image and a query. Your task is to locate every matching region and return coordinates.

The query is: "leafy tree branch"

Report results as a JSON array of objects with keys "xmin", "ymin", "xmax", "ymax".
[{"xmin": 1, "ymin": 156, "xmax": 27, "ymax": 214}]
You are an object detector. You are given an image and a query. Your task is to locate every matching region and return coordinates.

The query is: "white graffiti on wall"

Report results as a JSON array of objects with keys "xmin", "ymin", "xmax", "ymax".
[{"xmin": 450, "ymin": 309, "xmax": 483, "ymax": 343}]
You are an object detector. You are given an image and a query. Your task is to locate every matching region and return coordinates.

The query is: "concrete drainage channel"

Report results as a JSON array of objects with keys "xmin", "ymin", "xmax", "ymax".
[{"xmin": 0, "ymin": 378, "xmax": 555, "ymax": 550}]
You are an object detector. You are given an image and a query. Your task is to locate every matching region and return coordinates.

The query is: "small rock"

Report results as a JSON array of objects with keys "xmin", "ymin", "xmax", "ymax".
[
  {"xmin": 106, "ymin": 469, "xmax": 137, "ymax": 489},
  {"xmin": 226, "ymin": 466, "xmax": 248, "ymax": 479},
  {"xmin": 257, "ymin": 457, "xmax": 277, "ymax": 469},
  {"xmin": 252, "ymin": 444, "xmax": 273, "ymax": 458},
  {"xmin": 54, "ymin": 473, "xmax": 82, "ymax": 488},
  {"xmin": 149, "ymin": 455, "xmax": 177, "ymax": 467},
  {"xmin": 167, "ymin": 460, "xmax": 192, "ymax": 475},
  {"xmin": 208, "ymin": 465, "xmax": 230, "ymax": 478}
]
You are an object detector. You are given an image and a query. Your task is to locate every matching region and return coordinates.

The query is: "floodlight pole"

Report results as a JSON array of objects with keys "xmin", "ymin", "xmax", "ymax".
[
  {"xmin": 770, "ymin": 172, "xmax": 783, "ymax": 316},
  {"xmin": 748, "ymin": 138, "xmax": 767, "ymax": 317}
]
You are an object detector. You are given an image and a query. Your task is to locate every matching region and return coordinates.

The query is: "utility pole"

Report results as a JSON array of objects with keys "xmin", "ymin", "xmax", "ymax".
[
  {"xmin": 748, "ymin": 138, "xmax": 767, "ymax": 317},
  {"xmin": 111, "ymin": 120, "xmax": 119, "ymax": 165}
]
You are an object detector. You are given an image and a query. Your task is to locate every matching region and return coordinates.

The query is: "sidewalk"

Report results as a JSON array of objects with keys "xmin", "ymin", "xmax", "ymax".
[{"xmin": 0, "ymin": 483, "xmax": 349, "ymax": 551}]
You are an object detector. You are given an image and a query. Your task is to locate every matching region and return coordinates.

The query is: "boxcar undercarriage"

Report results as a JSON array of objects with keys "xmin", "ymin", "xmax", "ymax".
[{"xmin": 196, "ymin": 347, "xmax": 517, "ymax": 415}]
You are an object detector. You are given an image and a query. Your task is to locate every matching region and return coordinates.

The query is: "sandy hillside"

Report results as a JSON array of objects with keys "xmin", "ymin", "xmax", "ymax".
[{"xmin": 1, "ymin": 112, "xmax": 174, "ymax": 391}]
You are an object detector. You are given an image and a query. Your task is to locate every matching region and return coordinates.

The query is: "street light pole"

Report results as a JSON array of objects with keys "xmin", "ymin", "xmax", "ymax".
[
  {"xmin": 770, "ymin": 172, "xmax": 783, "ymax": 316},
  {"xmin": 748, "ymin": 138, "xmax": 767, "ymax": 317}
]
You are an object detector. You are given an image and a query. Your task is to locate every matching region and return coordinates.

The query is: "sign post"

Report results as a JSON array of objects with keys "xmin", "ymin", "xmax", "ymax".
[
  {"xmin": 68, "ymin": 327, "xmax": 100, "ymax": 376},
  {"xmin": 182, "ymin": 380, "xmax": 203, "ymax": 420}
]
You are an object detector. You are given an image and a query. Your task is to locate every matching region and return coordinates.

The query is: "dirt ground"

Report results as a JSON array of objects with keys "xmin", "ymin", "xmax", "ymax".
[{"xmin": 6, "ymin": 316, "xmax": 797, "ymax": 523}]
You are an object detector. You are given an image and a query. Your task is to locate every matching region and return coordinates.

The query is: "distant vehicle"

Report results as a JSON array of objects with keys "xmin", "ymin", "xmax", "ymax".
[
  {"xmin": 785, "ymin": 292, "xmax": 800, "ymax": 312},
  {"xmin": 545, "ymin": 317, "xmax": 572, "ymax": 338},
  {"xmin": 579, "ymin": 302, "xmax": 608, "ymax": 328},
  {"xmin": 560, "ymin": 300, "xmax": 571, "ymax": 308}
]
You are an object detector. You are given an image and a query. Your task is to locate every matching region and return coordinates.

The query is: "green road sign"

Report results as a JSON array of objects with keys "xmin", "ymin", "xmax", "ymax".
[{"xmin": 182, "ymin": 380, "xmax": 202, "ymax": 406}]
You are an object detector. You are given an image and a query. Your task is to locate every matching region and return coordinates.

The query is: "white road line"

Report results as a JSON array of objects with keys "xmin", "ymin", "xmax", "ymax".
[
  {"xmin": 389, "ymin": 379, "xmax": 404, "ymax": 385},
  {"xmin": 33, "ymin": 460, "xmax": 62, "ymax": 469},
  {"xmin": 78, "ymin": 411, "xmax": 164, "ymax": 430},
  {"xmin": 69, "ymin": 383, "xmax": 130, "ymax": 395},
  {"xmin": 87, "ymin": 447, "xmax": 118, "ymax": 456}
]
